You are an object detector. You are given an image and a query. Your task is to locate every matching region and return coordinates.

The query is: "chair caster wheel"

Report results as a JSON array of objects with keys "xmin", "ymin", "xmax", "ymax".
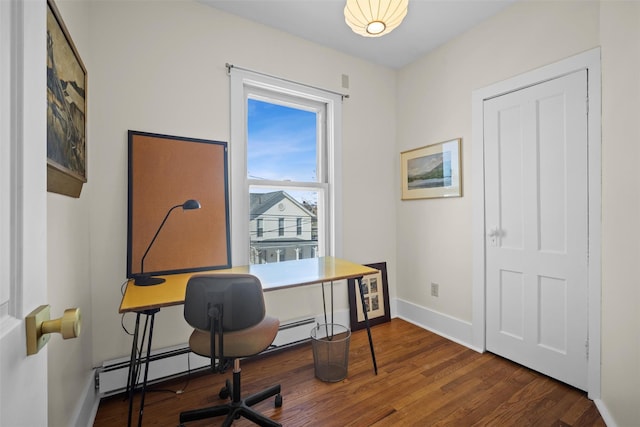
[
  {"xmin": 275, "ymin": 393, "xmax": 283, "ymax": 408},
  {"xmin": 219, "ymin": 379, "xmax": 231, "ymax": 399},
  {"xmin": 218, "ymin": 387, "xmax": 229, "ymax": 399}
]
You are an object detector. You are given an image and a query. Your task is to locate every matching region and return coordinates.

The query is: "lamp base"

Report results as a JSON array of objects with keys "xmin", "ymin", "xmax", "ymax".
[{"xmin": 132, "ymin": 274, "xmax": 166, "ymax": 286}]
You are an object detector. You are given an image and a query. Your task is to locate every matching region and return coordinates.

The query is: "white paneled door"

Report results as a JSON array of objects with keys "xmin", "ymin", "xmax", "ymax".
[
  {"xmin": 1, "ymin": 1, "xmax": 49, "ymax": 425},
  {"xmin": 483, "ymin": 70, "xmax": 588, "ymax": 390}
]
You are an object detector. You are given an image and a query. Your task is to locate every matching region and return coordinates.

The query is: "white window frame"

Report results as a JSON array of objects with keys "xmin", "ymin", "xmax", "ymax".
[{"xmin": 230, "ymin": 68, "xmax": 343, "ymax": 265}]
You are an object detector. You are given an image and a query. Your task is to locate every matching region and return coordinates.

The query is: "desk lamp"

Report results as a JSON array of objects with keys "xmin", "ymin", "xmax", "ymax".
[{"xmin": 133, "ymin": 199, "xmax": 201, "ymax": 286}]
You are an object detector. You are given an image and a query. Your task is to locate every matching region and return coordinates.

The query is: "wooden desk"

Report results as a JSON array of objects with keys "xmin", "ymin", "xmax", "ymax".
[
  {"xmin": 121, "ymin": 256, "xmax": 379, "ymax": 427},
  {"xmin": 120, "ymin": 256, "xmax": 377, "ymax": 312}
]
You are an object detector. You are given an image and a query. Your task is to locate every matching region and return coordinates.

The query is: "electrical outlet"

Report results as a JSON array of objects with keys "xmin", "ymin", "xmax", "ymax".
[{"xmin": 431, "ymin": 282, "xmax": 439, "ymax": 297}]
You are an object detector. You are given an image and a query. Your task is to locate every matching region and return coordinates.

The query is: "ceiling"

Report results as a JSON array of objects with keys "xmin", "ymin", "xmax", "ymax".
[{"xmin": 200, "ymin": 0, "xmax": 518, "ymax": 69}]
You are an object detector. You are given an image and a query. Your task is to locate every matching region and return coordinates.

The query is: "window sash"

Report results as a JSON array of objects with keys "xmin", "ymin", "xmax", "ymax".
[
  {"xmin": 247, "ymin": 91, "xmax": 326, "ymax": 185},
  {"xmin": 230, "ymin": 67, "xmax": 343, "ymax": 265}
]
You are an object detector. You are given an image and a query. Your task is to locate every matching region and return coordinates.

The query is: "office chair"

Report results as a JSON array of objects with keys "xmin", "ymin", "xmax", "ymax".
[{"xmin": 179, "ymin": 274, "xmax": 283, "ymax": 427}]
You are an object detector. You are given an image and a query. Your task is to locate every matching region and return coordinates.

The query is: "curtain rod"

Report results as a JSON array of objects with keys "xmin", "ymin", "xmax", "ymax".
[{"xmin": 226, "ymin": 63, "xmax": 350, "ymax": 100}]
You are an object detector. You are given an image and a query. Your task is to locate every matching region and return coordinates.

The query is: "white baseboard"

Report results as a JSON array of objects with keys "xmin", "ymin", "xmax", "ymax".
[
  {"xmin": 395, "ymin": 298, "xmax": 479, "ymax": 352},
  {"xmin": 594, "ymin": 398, "xmax": 616, "ymax": 427},
  {"xmin": 71, "ymin": 370, "xmax": 100, "ymax": 427}
]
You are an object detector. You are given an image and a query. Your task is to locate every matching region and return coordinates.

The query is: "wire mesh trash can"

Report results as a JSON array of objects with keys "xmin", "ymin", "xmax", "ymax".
[{"xmin": 310, "ymin": 323, "xmax": 351, "ymax": 382}]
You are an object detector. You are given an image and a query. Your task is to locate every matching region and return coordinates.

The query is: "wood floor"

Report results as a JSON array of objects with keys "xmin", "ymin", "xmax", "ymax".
[{"xmin": 94, "ymin": 319, "xmax": 605, "ymax": 426}]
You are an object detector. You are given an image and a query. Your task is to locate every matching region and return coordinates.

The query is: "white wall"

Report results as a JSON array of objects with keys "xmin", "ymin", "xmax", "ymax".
[
  {"xmin": 87, "ymin": 0, "xmax": 397, "ymax": 364},
  {"xmin": 396, "ymin": 0, "xmax": 599, "ymax": 323},
  {"xmin": 396, "ymin": 0, "xmax": 639, "ymax": 425},
  {"xmin": 599, "ymin": 2, "xmax": 640, "ymax": 425},
  {"xmin": 46, "ymin": 1, "xmax": 95, "ymax": 426}
]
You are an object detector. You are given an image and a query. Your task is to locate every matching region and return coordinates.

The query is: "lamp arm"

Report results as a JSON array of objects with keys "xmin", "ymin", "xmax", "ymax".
[{"xmin": 140, "ymin": 204, "xmax": 182, "ymax": 274}]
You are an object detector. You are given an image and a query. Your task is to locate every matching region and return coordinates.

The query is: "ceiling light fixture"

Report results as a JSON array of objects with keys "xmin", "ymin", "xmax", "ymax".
[{"xmin": 344, "ymin": 0, "xmax": 408, "ymax": 37}]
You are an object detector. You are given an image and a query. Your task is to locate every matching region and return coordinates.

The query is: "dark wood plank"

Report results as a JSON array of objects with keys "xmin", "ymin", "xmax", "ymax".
[{"xmin": 93, "ymin": 319, "xmax": 605, "ymax": 426}]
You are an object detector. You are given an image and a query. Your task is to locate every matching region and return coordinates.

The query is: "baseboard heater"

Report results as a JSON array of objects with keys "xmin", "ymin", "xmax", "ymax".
[{"xmin": 95, "ymin": 317, "xmax": 317, "ymax": 396}]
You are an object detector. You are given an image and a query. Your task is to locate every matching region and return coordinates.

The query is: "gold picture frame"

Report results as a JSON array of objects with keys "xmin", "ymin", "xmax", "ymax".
[
  {"xmin": 47, "ymin": 0, "xmax": 87, "ymax": 198},
  {"xmin": 401, "ymin": 138, "xmax": 461, "ymax": 200}
]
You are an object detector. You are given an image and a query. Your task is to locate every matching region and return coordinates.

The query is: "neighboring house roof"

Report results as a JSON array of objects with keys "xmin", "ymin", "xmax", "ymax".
[{"xmin": 249, "ymin": 190, "xmax": 316, "ymax": 218}]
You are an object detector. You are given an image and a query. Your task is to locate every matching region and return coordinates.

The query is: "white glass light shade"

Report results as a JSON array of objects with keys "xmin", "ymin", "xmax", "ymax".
[{"xmin": 344, "ymin": 0, "xmax": 408, "ymax": 37}]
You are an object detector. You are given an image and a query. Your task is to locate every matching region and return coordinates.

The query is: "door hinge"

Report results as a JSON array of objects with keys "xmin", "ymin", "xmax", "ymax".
[
  {"xmin": 586, "ymin": 94, "xmax": 589, "ymax": 115},
  {"xmin": 585, "ymin": 339, "xmax": 589, "ymax": 360}
]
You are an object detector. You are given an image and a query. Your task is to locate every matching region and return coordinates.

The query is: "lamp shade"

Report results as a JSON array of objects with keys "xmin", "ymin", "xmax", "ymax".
[
  {"xmin": 344, "ymin": 0, "xmax": 408, "ymax": 37},
  {"xmin": 182, "ymin": 199, "xmax": 201, "ymax": 210}
]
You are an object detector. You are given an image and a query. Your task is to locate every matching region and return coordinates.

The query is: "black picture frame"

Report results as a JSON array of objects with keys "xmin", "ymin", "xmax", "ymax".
[
  {"xmin": 127, "ymin": 130, "xmax": 231, "ymax": 279},
  {"xmin": 347, "ymin": 262, "xmax": 391, "ymax": 331}
]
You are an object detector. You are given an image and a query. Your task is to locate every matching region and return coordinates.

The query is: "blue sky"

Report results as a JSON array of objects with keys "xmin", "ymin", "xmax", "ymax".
[{"xmin": 247, "ymin": 98, "xmax": 317, "ymax": 183}]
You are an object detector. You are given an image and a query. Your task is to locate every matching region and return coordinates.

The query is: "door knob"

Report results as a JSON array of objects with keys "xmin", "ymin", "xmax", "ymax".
[
  {"xmin": 488, "ymin": 228, "xmax": 501, "ymax": 246},
  {"xmin": 42, "ymin": 308, "xmax": 81, "ymax": 339},
  {"xmin": 25, "ymin": 305, "xmax": 81, "ymax": 355}
]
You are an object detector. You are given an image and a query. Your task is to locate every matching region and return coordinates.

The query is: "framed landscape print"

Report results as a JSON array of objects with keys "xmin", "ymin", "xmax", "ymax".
[
  {"xmin": 46, "ymin": 0, "xmax": 88, "ymax": 198},
  {"xmin": 347, "ymin": 262, "xmax": 391, "ymax": 331},
  {"xmin": 401, "ymin": 138, "xmax": 461, "ymax": 200}
]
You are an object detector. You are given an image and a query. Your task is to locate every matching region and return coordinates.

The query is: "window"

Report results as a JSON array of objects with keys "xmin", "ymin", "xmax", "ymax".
[
  {"xmin": 256, "ymin": 218, "xmax": 263, "ymax": 238},
  {"xmin": 230, "ymin": 67, "xmax": 343, "ymax": 265},
  {"xmin": 278, "ymin": 217, "xmax": 284, "ymax": 237}
]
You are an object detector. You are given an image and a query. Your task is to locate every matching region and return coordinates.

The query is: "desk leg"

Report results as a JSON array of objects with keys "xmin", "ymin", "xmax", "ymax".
[
  {"xmin": 125, "ymin": 309, "xmax": 159, "ymax": 427},
  {"xmin": 330, "ymin": 281, "xmax": 336, "ymax": 336},
  {"xmin": 321, "ymin": 282, "xmax": 328, "ymax": 327},
  {"xmin": 137, "ymin": 309, "xmax": 158, "ymax": 427},
  {"xmin": 126, "ymin": 313, "xmax": 142, "ymax": 427},
  {"xmin": 320, "ymin": 281, "xmax": 335, "ymax": 327},
  {"xmin": 357, "ymin": 276, "xmax": 378, "ymax": 375}
]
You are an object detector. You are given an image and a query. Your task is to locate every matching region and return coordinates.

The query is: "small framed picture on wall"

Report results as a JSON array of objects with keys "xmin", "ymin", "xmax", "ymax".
[{"xmin": 401, "ymin": 138, "xmax": 462, "ymax": 200}]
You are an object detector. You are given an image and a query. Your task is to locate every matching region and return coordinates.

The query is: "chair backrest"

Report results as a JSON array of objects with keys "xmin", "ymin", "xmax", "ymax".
[{"xmin": 184, "ymin": 274, "xmax": 266, "ymax": 333}]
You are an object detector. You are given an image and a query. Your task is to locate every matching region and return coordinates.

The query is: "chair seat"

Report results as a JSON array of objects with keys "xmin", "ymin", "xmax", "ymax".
[{"xmin": 189, "ymin": 315, "xmax": 279, "ymax": 358}]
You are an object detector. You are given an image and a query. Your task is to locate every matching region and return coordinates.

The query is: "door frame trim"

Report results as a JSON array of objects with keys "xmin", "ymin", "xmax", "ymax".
[{"xmin": 471, "ymin": 48, "xmax": 601, "ymax": 398}]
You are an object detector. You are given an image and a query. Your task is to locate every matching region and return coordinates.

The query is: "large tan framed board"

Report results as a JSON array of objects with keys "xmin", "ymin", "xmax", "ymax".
[{"xmin": 127, "ymin": 130, "xmax": 231, "ymax": 279}]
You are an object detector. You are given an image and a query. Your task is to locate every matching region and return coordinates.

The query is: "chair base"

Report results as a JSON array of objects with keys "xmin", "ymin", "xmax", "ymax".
[{"xmin": 179, "ymin": 364, "xmax": 282, "ymax": 427}]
